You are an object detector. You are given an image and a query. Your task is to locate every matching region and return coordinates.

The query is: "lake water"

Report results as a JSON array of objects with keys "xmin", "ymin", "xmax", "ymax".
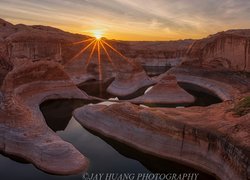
[
  {"xmin": 79, "ymin": 80, "xmax": 222, "ymax": 107},
  {"xmin": 0, "ymin": 79, "xmax": 220, "ymax": 180}
]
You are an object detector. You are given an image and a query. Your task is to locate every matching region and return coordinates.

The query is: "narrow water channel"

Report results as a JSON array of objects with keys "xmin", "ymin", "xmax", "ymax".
[
  {"xmin": 79, "ymin": 80, "xmax": 222, "ymax": 107},
  {"xmin": 0, "ymin": 79, "xmax": 221, "ymax": 179},
  {"xmin": 0, "ymin": 98, "xmax": 217, "ymax": 180},
  {"xmin": 42, "ymin": 99, "xmax": 216, "ymax": 180}
]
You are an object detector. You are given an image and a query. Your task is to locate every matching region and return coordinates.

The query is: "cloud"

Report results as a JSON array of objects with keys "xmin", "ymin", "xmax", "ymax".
[{"xmin": 0, "ymin": 0, "xmax": 249, "ymax": 40}]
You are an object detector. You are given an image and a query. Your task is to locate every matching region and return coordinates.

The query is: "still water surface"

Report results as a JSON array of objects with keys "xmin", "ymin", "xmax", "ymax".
[{"xmin": 0, "ymin": 79, "xmax": 219, "ymax": 179}]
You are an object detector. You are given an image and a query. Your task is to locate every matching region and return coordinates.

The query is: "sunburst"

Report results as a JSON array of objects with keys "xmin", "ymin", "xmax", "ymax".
[
  {"xmin": 93, "ymin": 30, "xmax": 103, "ymax": 40},
  {"xmin": 67, "ymin": 33, "xmax": 135, "ymax": 81}
]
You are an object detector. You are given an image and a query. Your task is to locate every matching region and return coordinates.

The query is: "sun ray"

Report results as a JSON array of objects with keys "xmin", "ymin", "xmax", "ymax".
[
  {"xmin": 70, "ymin": 38, "xmax": 95, "ymax": 45},
  {"xmin": 65, "ymin": 37, "xmax": 136, "ymax": 82},
  {"xmin": 97, "ymin": 41, "xmax": 103, "ymax": 97},
  {"xmin": 102, "ymin": 40, "xmax": 134, "ymax": 65},
  {"xmin": 67, "ymin": 39, "xmax": 96, "ymax": 65},
  {"xmin": 100, "ymin": 41, "xmax": 117, "ymax": 70},
  {"xmin": 84, "ymin": 41, "xmax": 97, "ymax": 70},
  {"xmin": 97, "ymin": 41, "xmax": 102, "ymax": 81}
]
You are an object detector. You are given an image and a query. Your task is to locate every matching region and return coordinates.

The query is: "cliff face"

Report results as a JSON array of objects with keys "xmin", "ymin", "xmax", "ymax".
[
  {"xmin": 0, "ymin": 61, "xmax": 90, "ymax": 175},
  {"xmin": 0, "ymin": 19, "xmax": 89, "ymax": 67},
  {"xmin": 185, "ymin": 30, "xmax": 250, "ymax": 72},
  {"xmin": 1, "ymin": 18, "xmax": 250, "ymax": 83},
  {"xmin": 0, "ymin": 19, "xmax": 91, "ymax": 85},
  {"xmin": 0, "ymin": 19, "xmax": 193, "ymax": 68},
  {"xmin": 74, "ymin": 102, "xmax": 250, "ymax": 180},
  {"xmin": 107, "ymin": 40, "xmax": 193, "ymax": 67},
  {"xmin": 0, "ymin": 18, "xmax": 193, "ymax": 84}
]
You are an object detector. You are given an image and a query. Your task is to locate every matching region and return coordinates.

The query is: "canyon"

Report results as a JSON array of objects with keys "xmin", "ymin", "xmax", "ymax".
[{"xmin": 0, "ymin": 18, "xmax": 249, "ymax": 180}]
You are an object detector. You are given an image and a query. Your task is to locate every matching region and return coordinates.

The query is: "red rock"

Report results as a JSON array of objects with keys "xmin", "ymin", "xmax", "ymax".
[
  {"xmin": 0, "ymin": 61, "xmax": 90, "ymax": 175},
  {"xmin": 0, "ymin": 54, "xmax": 12, "ymax": 86},
  {"xmin": 105, "ymin": 39, "xmax": 194, "ymax": 67},
  {"xmin": 0, "ymin": 19, "xmax": 249, "ymax": 179},
  {"xmin": 183, "ymin": 30, "xmax": 250, "ymax": 72},
  {"xmin": 74, "ymin": 102, "xmax": 250, "ymax": 180},
  {"xmin": 107, "ymin": 65, "xmax": 154, "ymax": 96},
  {"xmin": 130, "ymin": 75, "xmax": 195, "ymax": 105},
  {"xmin": 167, "ymin": 67, "xmax": 248, "ymax": 101},
  {"xmin": 0, "ymin": 19, "xmax": 194, "ymax": 85},
  {"xmin": 0, "ymin": 18, "xmax": 90, "ymax": 68}
]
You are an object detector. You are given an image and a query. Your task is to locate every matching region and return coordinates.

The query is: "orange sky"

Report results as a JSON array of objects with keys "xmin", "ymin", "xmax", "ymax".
[{"xmin": 0, "ymin": 0, "xmax": 250, "ymax": 41}]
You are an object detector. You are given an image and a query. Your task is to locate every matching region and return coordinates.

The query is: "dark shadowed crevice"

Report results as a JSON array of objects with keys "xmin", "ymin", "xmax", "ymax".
[
  {"xmin": 39, "ymin": 99, "xmax": 216, "ymax": 179},
  {"xmin": 78, "ymin": 78, "xmax": 115, "ymax": 99},
  {"xmin": 178, "ymin": 82, "xmax": 222, "ymax": 106},
  {"xmin": 40, "ymin": 99, "xmax": 98, "ymax": 131}
]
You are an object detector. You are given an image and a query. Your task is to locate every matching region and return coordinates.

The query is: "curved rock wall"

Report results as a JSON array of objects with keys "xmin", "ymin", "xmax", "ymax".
[
  {"xmin": 0, "ymin": 61, "xmax": 90, "ymax": 175},
  {"xmin": 8, "ymin": 41, "xmax": 63, "ymax": 62},
  {"xmin": 0, "ymin": 19, "xmax": 194, "ymax": 84},
  {"xmin": 185, "ymin": 31, "xmax": 250, "ymax": 72},
  {"xmin": 0, "ymin": 18, "xmax": 89, "ymax": 68},
  {"xmin": 130, "ymin": 75, "xmax": 195, "ymax": 105},
  {"xmin": 107, "ymin": 65, "xmax": 154, "ymax": 97},
  {"xmin": 105, "ymin": 40, "xmax": 193, "ymax": 67},
  {"xmin": 74, "ymin": 102, "xmax": 250, "ymax": 180},
  {"xmin": 167, "ymin": 66, "xmax": 249, "ymax": 100}
]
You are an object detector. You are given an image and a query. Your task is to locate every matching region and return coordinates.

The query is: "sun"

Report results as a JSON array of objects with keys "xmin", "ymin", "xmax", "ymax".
[
  {"xmin": 69, "ymin": 31, "xmax": 134, "ymax": 81},
  {"xmin": 95, "ymin": 33, "xmax": 102, "ymax": 40},
  {"xmin": 93, "ymin": 30, "xmax": 103, "ymax": 40}
]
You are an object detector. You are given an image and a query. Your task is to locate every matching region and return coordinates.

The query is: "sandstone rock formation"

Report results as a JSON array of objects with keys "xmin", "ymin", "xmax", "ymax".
[
  {"xmin": 0, "ymin": 61, "xmax": 90, "ymax": 175},
  {"xmin": 0, "ymin": 18, "xmax": 96, "ymax": 87},
  {"xmin": 74, "ymin": 102, "xmax": 250, "ymax": 180},
  {"xmin": 105, "ymin": 39, "xmax": 194, "ymax": 67},
  {"xmin": 183, "ymin": 30, "xmax": 250, "ymax": 72},
  {"xmin": 0, "ymin": 54, "xmax": 12, "ymax": 86},
  {"xmin": 0, "ymin": 19, "xmax": 250, "ymax": 179},
  {"xmin": 107, "ymin": 65, "xmax": 154, "ymax": 97},
  {"xmin": 130, "ymin": 75, "xmax": 195, "ymax": 105},
  {"xmin": 167, "ymin": 67, "xmax": 248, "ymax": 101},
  {"xmin": 0, "ymin": 19, "xmax": 194, "ymax": 84},
  {"xmin": 0, "ymin": 19, "xmax": 89, "ymax": 67}
]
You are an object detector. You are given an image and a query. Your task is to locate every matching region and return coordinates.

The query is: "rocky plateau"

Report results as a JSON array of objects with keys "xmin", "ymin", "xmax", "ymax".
[{"xmin": 0, "ymin": 18, "xmax": 249, "ymax": 179}]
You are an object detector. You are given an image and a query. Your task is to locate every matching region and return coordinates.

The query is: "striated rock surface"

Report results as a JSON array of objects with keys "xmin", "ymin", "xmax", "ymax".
[
  {"xmin": 1, "ymin": 19, "xmax": 249, "ymax": 179},
  {"xmin": 107, "ymin": 65, "xmax": 154, "ymax": 97},
  {"xmin": 0, "ymin": 19, "xmax": 194, "ymax": 84},
  {"xmin": 0, "ymin": 54, "xmax": 12, "ymax": 86},
  {"xmin": 0, "ymin": 61, "xmax": 90, "ymax": 175},
  {"xmin": 130, "ymin": 75, "xmax": 195, "ymax": 105},
  {"xmin": 0, "ymin": 18, "xmax": 90, "ymax": 78},
  {"xmin": 184, "ymin": 29, "xmax": 250, "ymax": 72},
  {"xmin": 0, "ymin": 19, "xmax": 89, "ymax": 64},
  {"xmin": 167, "ymin": 66, "xmax": 249, "ymax": 101},
  {"xmin": 74, "ymin": 102, "xmax": 250, "ymax": 180},
  {"xmin": 105, "ymin": 39, "xmax": 194, "ymax": 67}
]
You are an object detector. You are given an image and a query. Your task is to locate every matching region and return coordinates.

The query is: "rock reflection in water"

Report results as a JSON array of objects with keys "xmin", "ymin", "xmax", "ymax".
[
  {"xmin": 40, "ymin": 99, "xmax": 151, "ymax": 173},
  {"xmin": 40, "ymin": 99, "xmax": 98, "ymax": 131},
  {"xmin": 78, "ymin": 79, "xmax": 222, "ymax": 108},
  {"xmin": 78, "ymin": 78, "xmax": 115, "ymax": 99},
  {"xmin": 58, "ymin": 117, "xmax": 150, "ymax": 174},
  {"xmin": 87, "ymin": 129, "xmax": 217, "ymax": 180},
  {"xmin": 178, "ymin": 82, "xmax": 222, "ymax": 107},
  {"xmin": 41, "ymin": 99, "xmax": 216, "ymax": 179}
]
